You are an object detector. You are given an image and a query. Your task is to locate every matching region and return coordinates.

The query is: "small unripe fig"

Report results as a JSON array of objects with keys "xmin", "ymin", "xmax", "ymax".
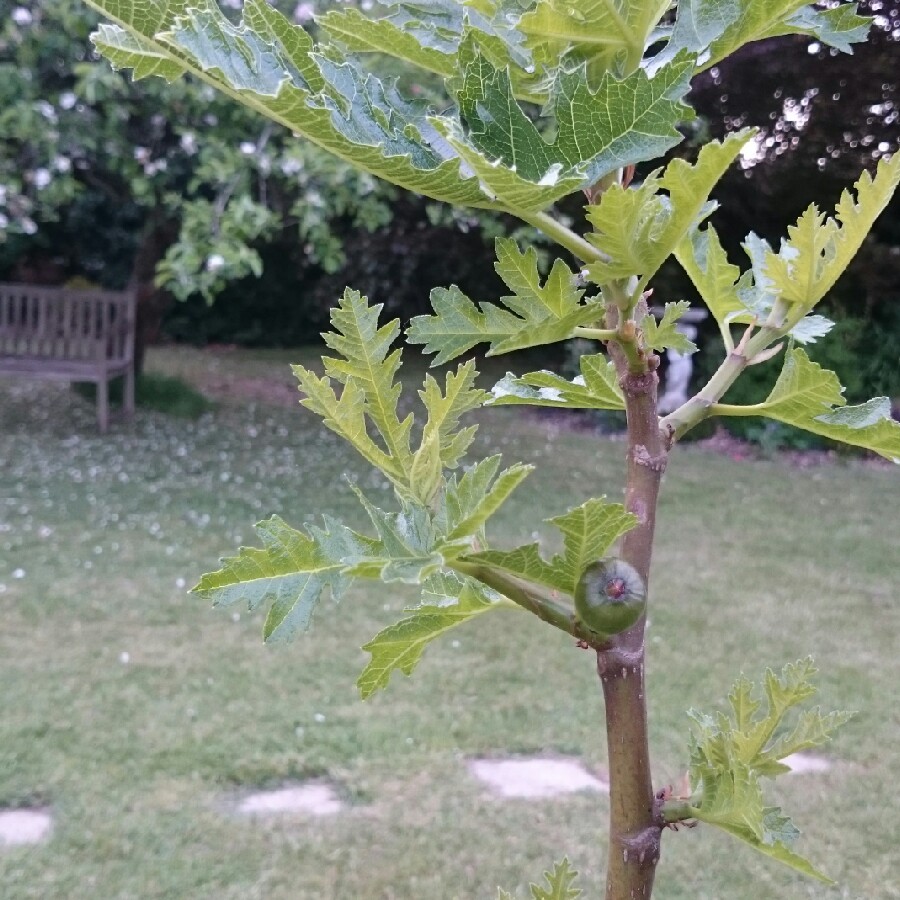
[{"xmin": 574, "ymin": 558, "xmax": 646, "ymax": 637}]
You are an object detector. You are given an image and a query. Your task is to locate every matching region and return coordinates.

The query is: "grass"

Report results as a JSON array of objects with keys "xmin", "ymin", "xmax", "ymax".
[{"xmin": 1, "ymin": 346, "xmax": 898, "ymax": 899}]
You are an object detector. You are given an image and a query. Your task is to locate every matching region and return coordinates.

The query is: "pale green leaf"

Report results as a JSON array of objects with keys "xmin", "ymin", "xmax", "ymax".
[
  {"xmin": 190, "ymin": 514, "xmax": 376, "ymax": 641},
  {"xmin": 717, "ymin": 349, "xmax": 900, "ymax": 463},
  {"xmin": 675, "ymin": 225, "xmax": 753, "ymax": 329},
  {"xmin": 407, "ymin": 239, "xmax": 603, "ymax": 363},
  {"xmin": 682, "ymin": 659, "xmax": 850, "ymax": 884},
  {"xmin": 418, "ymin": 360, "xmax": 487, "ymax": 472},
  {"xmin": 466, "ymin": 498, "xmax": 636, "ymax": 596},
  {"xmin": 357, "ymin": 572, "xmax": 503, "ymax": 698},
  {"xmin": 529, "ymin": 857, "xmax": 583, "ymax": 899},
  {"xmin": 783, "ymin": 4, "xmax": 871, "ymax": 54},
  {"xmin": 345, "ymin": 486, "xmax": 444, "ymax": 583},
  {"xmin": 294, "ymin": 289, "xmax": 413, "ymax": 486},
  {"xmin": 435, "ymin": 456, "xmax": 534, "ymax": 542},
  {"xmin": 728, "ymin": 676, "xmax": 760, "ymax": 733},
  {"xmin": 518, "ymin": 0, "xmax": 669, "ymax": 77},
  {"xmin": 499, "ymin": 858, "xmax": 582, "ymax": 900},
  {"xmin": 641, "ymin": 301, "xmax": 698, "ymax": 354},
  {"xmin": 406, "ymin": 285, "xmax": 524, "ymax": 366},
  {"xmin": 764, "ymin": 154, "xmax": 900, "ymax": 316},
  {"xmin": 586, "ymin": 130, "xmax": 751, "ymax": 288},
  {"xmin": 488, "ymin": 354, "xmax": 624, "ymax": 411}
]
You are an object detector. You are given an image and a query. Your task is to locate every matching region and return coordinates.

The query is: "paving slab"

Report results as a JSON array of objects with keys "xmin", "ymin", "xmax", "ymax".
[
  {"xmin": 0, "ymin": 809, "xmax": 53, "ymax": 846},
  {"xmin": 469, "ymin": 757, "xmax": 608, "ymax": 799},
  {"xmin": 235, "ymin": 784, "xmax": 344, "ymax": 817}
]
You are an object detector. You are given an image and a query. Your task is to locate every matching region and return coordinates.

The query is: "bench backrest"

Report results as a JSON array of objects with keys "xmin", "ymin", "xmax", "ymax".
[{"xmin": 0, "ymin": 283, "xmax": 136, "ymax": 364}]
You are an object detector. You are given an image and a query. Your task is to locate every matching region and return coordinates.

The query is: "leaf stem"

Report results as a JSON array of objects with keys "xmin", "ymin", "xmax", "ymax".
[
  {"xmin": 573, "ymin": 326, "xmax": 617, "ymax": 341},
  {"xmin": 520, "ymin": 211, "xmax": 603, "ymax": 263},
  {"xmin": 659, "ymin": 324, "xmax": 780, "ymax": 441},
  {"xmin": 452, "ymin": 561, "xmax": 600, "ymax": 645}
]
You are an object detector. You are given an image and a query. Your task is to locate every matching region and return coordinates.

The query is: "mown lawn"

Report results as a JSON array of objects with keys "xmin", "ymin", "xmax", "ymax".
[{"xmin": 1, "ymin": 346, "xmax": 898, "ymax": 899}]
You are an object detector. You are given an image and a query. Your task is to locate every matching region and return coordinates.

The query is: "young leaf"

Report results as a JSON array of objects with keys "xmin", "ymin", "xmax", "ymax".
[
  {"xmin": 407, "ymin": 239, "xmax": 602, "ymax": 363},
  {"xmin": 190, "ymin": 514, "xmax": 377, "ymax": 642},
  {"xmin": 715, "ymin": 348, "xmax": 900, "ymax": 463},
  {"xmin": 518, "ymin": 0, "xmax": 669, "ymax": 76},
  {"xmin": 641, "ymin": 301, "xmax": 698, "ymax": 354},
  {"xmin": 675, "ymin": 225, "xmax": 753, "ymax": 332},
  {"xmin": 417, "ymin": 360, "xmax": 487, "ymax": 473},
  {"xmin": 435, "ymin": 456, "xmax": 534, "ymax": 542},
  {"xmin": 529, "ymin": 857, "xmax": 583, "ymax": 899},
  {"xmin": 344, "ymin": 486, "xmax": 445, "ymax": 583},
  {"xmin": 488, "ymin": 354, "xmax": 624, "ymax": 411},
  {"xmin": 466, "ymin": 499, "xmax": 637, "ymax": 596},
  {"xmin": 680, "ymin": 659, "xmax": 852, "ymax": 884},
  {"xmin": 294, "ymin": 289, "xmax": 413, "ymax": 486},
  {"xmin": 357, "ymin": 572, "xmax": 506, "ymax": 698},
  {"xmin": 586, "ymin": 130, "xmax": 751, "ymax": 289},
  {"xmin": 764, "ymin": 154, "xmax": 900, "ymax": 317},
  {"xmin": 498, "ymin": 857, "xmax": 583, "ymax": 900},
  {"xmin": 296, "ymin": 291, "xmax": 487, "ymax": 499}
]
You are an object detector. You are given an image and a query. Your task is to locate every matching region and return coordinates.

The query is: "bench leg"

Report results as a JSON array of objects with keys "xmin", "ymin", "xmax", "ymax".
[
  {"xmin": 97, "ymin": 379, "xmax": 109, "ymax": 433},
  {"xmin": 123, "ymin": 366, "xmax": 136, "ymax": 420}
]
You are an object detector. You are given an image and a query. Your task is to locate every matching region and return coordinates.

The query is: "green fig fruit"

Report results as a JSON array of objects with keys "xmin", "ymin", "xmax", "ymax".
[{"xmin": 574, "ymin": 558, "xmax": 646, "ymax": 637}]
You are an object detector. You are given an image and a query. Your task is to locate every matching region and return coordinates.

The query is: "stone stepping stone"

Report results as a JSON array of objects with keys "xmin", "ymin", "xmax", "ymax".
[
  {"xmin": 0, "ymin": 808, "xmax": 53, "ymax": 847},
  {"xmin": 783, "ymin": 752, "xmax": 833, "ymax": 774},
  {"xmin": 235, "ymin": 783, "xmax": 344, "ymax": 817},
  {"xmin": 469, "ymin": 757, "xmax": 609, "ymax": 799}
]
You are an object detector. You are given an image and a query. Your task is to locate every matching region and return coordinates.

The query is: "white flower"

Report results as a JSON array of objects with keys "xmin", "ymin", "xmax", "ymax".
[
  {"xmin": 239, "ymin": 141, "xmax": 256, "ymax": 155},
  {"xmin": 12, "ymin": 7, "xmax": 32, "ymax": 26},
  {"xmin": 21, "ymin": 218, "xmax": 37, "ymax": 235},
  {"xmin": 206, "ymin": 254, "xmax": 226, "ymax": 272},
  {"xmin": 0, "ymin": 214, "xmax": 8, "ymax": 229},
  {"xmin": 53, "ymin": 156, "xmax": 71, "ymax": 173},
  {"xmin": 59, "ymin": 92, "xmax": 77, "ymax": 110},
  {"xmin": 35, "ymin": 101, "xmax": 56, "ymax": 122},
  {"xmin": 32, "ymin": 169, "xmax": 51, "ymax": 189},
  {"xmin": 180, "ymin": 132, "xmax": 197, "ymax": 154},
  {"xmin": 293, "ymin": 2, "xmax": 314, "ymax": 22}
]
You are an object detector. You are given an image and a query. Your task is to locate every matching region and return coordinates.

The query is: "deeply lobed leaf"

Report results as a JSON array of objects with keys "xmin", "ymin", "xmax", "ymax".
[
  {"xmin": 716, "ymin": 348, "xmax": 900, "ymax": 463},
  {"xmin": 487, "ymin": 354, "xmax": 624, "ymax": 411},
  {"xmin": 651, "ymin": 0, "xmax": 870, "ymax": 74},
  {"xmin": 407, "ymin": 238, "xmax": 602, "ymax": 363},
  {"xmin": 681, "ymin": 659, "xmax": 852, "ymax": 883},
  {"xmin": 586, "ymin": 130, "xmax": 751, "ymax": 289},
  {"xmin": 763, "ymin": 154, "xmax": 900, "ymax": 319},
  {"xmin": 357, "ymin": 571, "xmax": 507, "ymax": 698}
]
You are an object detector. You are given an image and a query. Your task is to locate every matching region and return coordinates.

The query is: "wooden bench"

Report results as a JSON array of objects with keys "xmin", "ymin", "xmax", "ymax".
[{"xmin": 0, "ymin": 283, "xmax": 136, "ymax": 432}]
